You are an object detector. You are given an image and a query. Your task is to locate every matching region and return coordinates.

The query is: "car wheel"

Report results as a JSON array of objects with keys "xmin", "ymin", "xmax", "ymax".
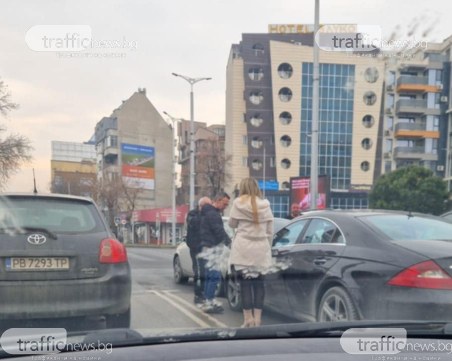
[
  {"xmin": 317, "ymin": 287, "xmax": 359, "ymax": 322},
  {"xmin": 106, "ymin": 308, "xmax": 131, "ymax": 328},
  {"xmin": 226, "ymin": 276, "xmax": 242, "ymax": 312},
  {"xmin": 173, "ymin": 256, "xmax": 188, "ymax": 284}
]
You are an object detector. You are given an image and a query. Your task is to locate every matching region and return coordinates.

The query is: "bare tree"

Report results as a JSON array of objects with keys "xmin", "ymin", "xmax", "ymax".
[
  {"xmin": 0, "ymin": 79, "xmax": 32, "ymax": 188},
  {"xmin": 196, "ymin": 138, "xmax": 232, "ymax": 198},
  {"xmin": 91, "ymin": 176, "xmax": 143, "ymax": 229}
]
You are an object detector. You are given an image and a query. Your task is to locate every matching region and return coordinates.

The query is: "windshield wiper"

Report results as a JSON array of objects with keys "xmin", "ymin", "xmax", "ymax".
[{"xmin": 0, "ymin": 226, "xmax": 58, "ymax": 240}]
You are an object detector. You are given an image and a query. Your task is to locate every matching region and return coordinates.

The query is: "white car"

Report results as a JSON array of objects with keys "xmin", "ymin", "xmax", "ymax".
[{"xmin": 173, "ymin": 216, "xmax": 290, "ymax": 305}]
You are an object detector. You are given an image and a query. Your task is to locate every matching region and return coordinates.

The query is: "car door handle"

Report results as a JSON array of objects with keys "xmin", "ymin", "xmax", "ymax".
[
  {"xmin": 272, "ymin": 249, "xmax": 290, "ymax": 257},
  {"xmin": 313, "ymin": 257, "xmax": 327, "ymax": 265}
]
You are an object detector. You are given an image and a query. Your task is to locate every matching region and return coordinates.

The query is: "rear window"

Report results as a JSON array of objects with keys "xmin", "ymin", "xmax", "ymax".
[
  {"xmin": 0, "ymin": 196, "xmax": 106, "ymax": 233},
  {"xmin": 362, "ymin": 214, "xmax": 452, "ymax": 241}
]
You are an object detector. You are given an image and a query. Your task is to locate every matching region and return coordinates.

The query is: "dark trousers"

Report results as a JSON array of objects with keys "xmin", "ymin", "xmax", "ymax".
[
  {"xmin": 190, "ymin": 247, "xmax": 205, "ymax": 299},
  {"xmin": 237, "ymin": 270, "xmax": 265, "ymax": 310}
]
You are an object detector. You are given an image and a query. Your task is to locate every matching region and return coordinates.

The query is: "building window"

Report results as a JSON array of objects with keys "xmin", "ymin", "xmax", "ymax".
[
  {"xmin": 280, "ymin": 135, "xmax": 292, "ymax": 147},
  {"xmin": 251, "ymin": 137, "xmax": 263, "ymax": 149},
  {"xmin": 361, "ymin": 161, "xmax": 370, "ymax": 172},
  {"xmin": 252, "ymin": 43, "xmax": 264, "ymax": 56},
  {"xmin": 364, "ymin": 67, "xmax": 379, "ymax": 83},
  {"xmin": 250, "ymin": 114, "xmax": 263, "ymax": 127},
  {"xmin": 279, "ymin": 112, "xmax": 292, "ymax": 125},
  {"xmin": 278, "ymin": 63, "xmax": 293, "ymax": 79},
  {"xmin": 363, "ymin": 91, "xmax": 377, "ymax": 105},
  {"xmin": 249, "ymin": 91, "xmax": 264, "ymax": 105},
  {"xmin": 248, "ymin": 67, "xmax": 264, "ymax": 81},
  {"xmin": 385, "ymin": 139, "xmax": 393, "ymax": 152},
  {"xmin": 252, "ymin": 159, "xmax": 262, "ymax": 170},
  {"xmin": 242, "ymin": 157, "xmax": 248, "ymax": 167},
  {"xmin": 387, "ymin": 116, "xmax": 394, "ymax": 129},
  {"xmin": 281, "ymin": 181, "xmax": 290, "ymax": 190},
  {"xmin": 242, "ymin": 135, "xmax": 248, "ymax": 145},
  {"xmin": 385, "ymin": 161, "xmax": 392, "ymax": 173},
  {"xmin": 362, "ymin": 115, "xmax": 374, "ymax": 128},
  {"xmin": 270, "ymin": 157, "xmax": 275, "ymax": 168},
  {"xmin": 387, "ymin": 71, "xmax": 396, "ymax": 86},
  {"xmin": 279, "ymin": 88, "xmax": 293, "ymax": 102},
  {"xmin": 361, "ymin": 138, "xmax": 373, "ymax": 150},
  {"xmin": 281, "ymin": 158, "xmax": 291, "ymax": 169}
]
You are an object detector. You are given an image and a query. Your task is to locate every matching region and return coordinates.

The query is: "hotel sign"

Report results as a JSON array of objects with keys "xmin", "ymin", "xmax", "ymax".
[
  {"xmin": 268, "ymin": 24, "xmax": 359, "ymax": 34},
  {"xmin": 268, "ymin": 24, "xmax": 316, "ymax": 34}
]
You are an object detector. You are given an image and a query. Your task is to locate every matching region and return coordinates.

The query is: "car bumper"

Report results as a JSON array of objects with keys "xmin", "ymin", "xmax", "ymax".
[
  {"xmin": 364, "ymin": 286, "xmax": 452, "ymax": 321},
  {"xmin": 0, "ymin": 266, "xmax": 131, "ymax": 320}
]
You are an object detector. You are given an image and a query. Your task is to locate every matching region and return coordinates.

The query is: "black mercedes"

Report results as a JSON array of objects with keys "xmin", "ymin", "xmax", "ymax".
[{"xmin": 230, "ymin": 209, "xmax": 452, "ymax": 322}]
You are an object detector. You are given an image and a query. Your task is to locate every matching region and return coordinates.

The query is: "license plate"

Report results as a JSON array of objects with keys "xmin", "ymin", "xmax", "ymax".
[{"xmin": 6, "ymin": 257, "xmax": 70, "ymax": 271}]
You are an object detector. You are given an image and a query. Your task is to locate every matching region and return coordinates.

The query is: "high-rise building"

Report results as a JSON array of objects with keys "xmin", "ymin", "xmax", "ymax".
[
  {"xmin": 225, "ymin": 30, "xmax": 385, "ymax": 214},
  {"xmin": 382, "ymin": 37, "xmax": 452, "ymax": 189},
  {"xmin": 50, "ymin": 141, "xmax": 97, "ymax": 197}
]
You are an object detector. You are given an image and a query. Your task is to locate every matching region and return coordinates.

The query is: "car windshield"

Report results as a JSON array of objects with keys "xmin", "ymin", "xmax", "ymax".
[
  {"xmin": 362, "ymin": 214, "xmax": 452, "ymax": 241},
  {"xmin": 0, "ymin": 197, "xmax": 104, "ymax": 233},
  {"xmin": 2, "ymin": 0, "xmax": 452, "ymax": 355}
]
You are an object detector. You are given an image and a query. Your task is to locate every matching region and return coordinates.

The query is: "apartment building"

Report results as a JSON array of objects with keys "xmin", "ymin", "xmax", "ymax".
[
  {"xmin": 225, "ymin": 29, "xmax": 385, "ymax": 214},
  {"xmin": 94, "ymin": 88, "xmax": 173, "ymax": 212},
  {"xmin": 382, "ymin": 37, "xmax": 452, "ymax": 189}
]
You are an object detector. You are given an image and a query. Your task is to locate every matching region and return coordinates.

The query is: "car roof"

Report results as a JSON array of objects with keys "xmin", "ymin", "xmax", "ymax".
[
  {"xmin": 0, "ymin": 192, "xmax": 95, "ymax": 203},
  {"xmin": 293, "ymin": 208, "xmax": 437, "ymax": 219}
]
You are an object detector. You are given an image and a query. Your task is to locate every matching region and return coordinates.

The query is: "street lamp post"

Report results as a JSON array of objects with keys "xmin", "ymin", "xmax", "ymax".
[
  {"xmin": 172, "ymin": 73, "xmax": 211, "ymax": 209},
  {"xmin": 164, "ymin": 111, "xmax": 185, "ymax": 247},
  {"xmin": 310, "ymin": 0, "xmax": 320, "ymax": 210}
]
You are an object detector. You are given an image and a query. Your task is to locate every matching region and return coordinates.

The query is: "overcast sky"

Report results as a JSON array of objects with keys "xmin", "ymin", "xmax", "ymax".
[{"xmin": 0, "ymin": 0, "xmax": 450, "ymax": 193}]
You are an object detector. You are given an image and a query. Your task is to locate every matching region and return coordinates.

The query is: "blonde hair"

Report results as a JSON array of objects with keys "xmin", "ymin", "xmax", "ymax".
[{"xmin": 239, "ymin": 177, "xmax": 262, "ymax": 224}]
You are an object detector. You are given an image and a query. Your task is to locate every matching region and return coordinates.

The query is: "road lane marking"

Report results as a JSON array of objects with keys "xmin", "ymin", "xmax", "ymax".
[
  {"xmin": 149, "ymin": 290, "xmax": 211, "ymax": 328},
  {"xmin": 161, "ymin": 290, "xmax": 228, "ymax": 328}
]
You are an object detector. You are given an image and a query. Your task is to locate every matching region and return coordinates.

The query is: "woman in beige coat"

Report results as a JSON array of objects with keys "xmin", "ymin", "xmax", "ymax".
[{"xmin": 228, "ymin": 177, "xmax": 274, "ymax": 327}]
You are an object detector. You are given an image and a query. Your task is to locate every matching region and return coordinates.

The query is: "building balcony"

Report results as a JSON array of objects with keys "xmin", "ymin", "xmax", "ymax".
[
  {"xmin": 396, "ymin": 76, "xmax": 441, "ymax": 93},
  {"xmin": 104, "ymin": 145, "xmax": 119, "ymax": 156},
  {"xmin": 393, "ymin": 146, "xmax": 438, "ymax": 161},
  {"xmin": 395, "ymin": 99, "xmax": 440, "ymax": 116},
  {"xmin": 394, "ymin": 122, "xmax": 440, "ymax": 139}
]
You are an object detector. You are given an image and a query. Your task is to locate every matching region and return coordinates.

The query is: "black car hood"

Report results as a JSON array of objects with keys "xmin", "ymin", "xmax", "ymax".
[{"xmin": 391, "ymin": 239, "xmax": 452, "ymax": 260}]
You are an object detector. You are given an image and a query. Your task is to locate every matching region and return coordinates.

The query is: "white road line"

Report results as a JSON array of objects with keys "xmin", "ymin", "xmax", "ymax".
[
  {"xmin": 149, "ymin": 290, "xmax": 211, "ymax": 328},
  {"xmin": 161, "ymin": 290, "xmax": 228, "ymax": 328}
]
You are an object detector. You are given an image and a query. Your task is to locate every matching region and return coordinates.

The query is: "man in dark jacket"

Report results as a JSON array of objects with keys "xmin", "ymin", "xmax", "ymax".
[
  {"xmin": 198, "ymin": 192, "xmax": 231, "ymax": 313},
  {"xmin": 186, "ymin": 196, "xmax": 211, "ymax": 305}
]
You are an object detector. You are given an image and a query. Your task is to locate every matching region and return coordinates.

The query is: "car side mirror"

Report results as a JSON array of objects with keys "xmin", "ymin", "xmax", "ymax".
[{"xmin": 273, "ymin": 238, "xmax": 290, "ymax": 247}]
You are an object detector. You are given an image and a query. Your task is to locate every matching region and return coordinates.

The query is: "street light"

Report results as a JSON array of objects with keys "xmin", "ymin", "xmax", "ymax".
[
  {"xmin": 163, "ymin": 111, "xmax": 186, "ymax": 246},
  {"xmin": 310, "ymin": 0, "xmax": 320, "ymax": 210},
  {"xmin": 172, "ymin": 72, "xmax": 212, "ymax": 209}
]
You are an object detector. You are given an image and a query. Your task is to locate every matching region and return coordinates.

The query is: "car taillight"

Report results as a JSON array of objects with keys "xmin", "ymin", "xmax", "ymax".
[
  {"xmin": 387, "ymin": 260, "xmax": 452, "ymax": 290},
  {"xmin": 99, "ymin": 238, "xmax": 128, "ymax": 264}
]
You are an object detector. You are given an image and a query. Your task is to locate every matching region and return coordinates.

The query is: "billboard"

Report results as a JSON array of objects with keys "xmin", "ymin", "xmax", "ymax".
[
  {"xmin": 121, "ymin": 143, "xmax": 155, "ymax": 190},
  {"xmin": 290, "ymin": 175, "xmax": 329, "ymax": 216}
]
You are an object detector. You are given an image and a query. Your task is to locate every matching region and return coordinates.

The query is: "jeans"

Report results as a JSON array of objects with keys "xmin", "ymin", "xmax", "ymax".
[
  {"xmin": 198, "ymin": 257, "xmax": 221, "ymax": 301},
  {"xmin": 190, "ymin": 247, "xmax": 204, "ymax": 298}
]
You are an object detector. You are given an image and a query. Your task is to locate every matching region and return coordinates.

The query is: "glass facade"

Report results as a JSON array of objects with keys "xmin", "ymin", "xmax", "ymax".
[
  {"xmin": 266, "ymin": 193, "xmax": 290, "ymax": 218},
  {"xmin": 329, "ymin": 192, "xmax": 368, "ymax": 209},
  {"xmin": 300, "ymin": 63, "xmax": 355, "ymax": 191}
]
